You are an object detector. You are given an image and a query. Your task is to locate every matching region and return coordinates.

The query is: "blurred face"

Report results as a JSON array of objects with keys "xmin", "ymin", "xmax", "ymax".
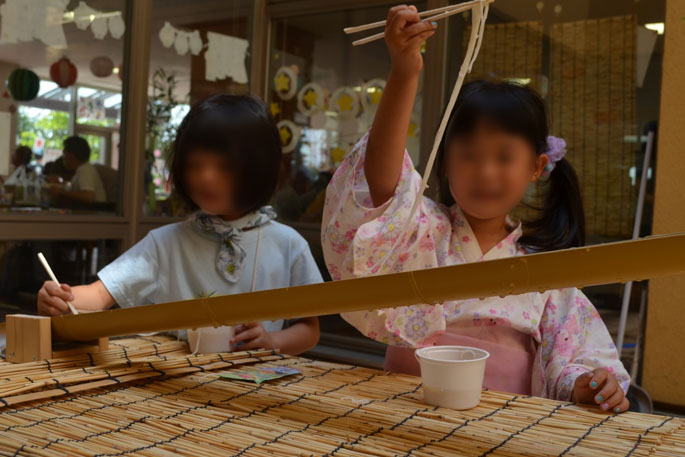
[
  {"xmin": 185, "ymin": 149, "xmax": 238, "ymax": 216},
  {"xmin": 444, "ymin": 123, "xmax": 548, "ymax": 220},
  {"xmin": 62, "ymin": 151, "xmax": 79, "ymax": 171}
]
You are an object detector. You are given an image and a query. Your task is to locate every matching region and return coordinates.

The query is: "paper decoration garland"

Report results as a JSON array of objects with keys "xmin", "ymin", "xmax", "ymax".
[
  {"xmin": 277, "ymin": 120, "xmax": 300, "ymax": 153},
  {"xmin": 360, "ymin": 78, "xmax": 385, "ymax": 112},
  {"xmin": 273, "ymin": 66, "xmax": 297, "ymax": 100},
  {"xmin": 158, "ymin": 22, "xmax": 204, "ymax": 56},
  {"xmin": 72, "ymin": 1, "xmax": 125, "ymax": 40},
  {"xmin": 330, "ymin": 87, "xmax": 359, "ymax": 118},
  {"xmin": 49, "ymin": 57, "xmax": 77, "ymax": 88},
  {"xmin": 90, "ymin": 56, "xmax": 114, "ymax": 77},
  {"xmin": 297, "ymin": 82, "xmax": 325, "ymax": 117},
  {"xmin": 6, "ymin": 68, "xmax": 40, "ymax": 101},
  {"xmin": 330, "ymin": 142, "xmax": 351, "ymax": 166},
  {"xmin": 0, "ymin": 0, "xmax": 68, "ymax": 47},
  {"xmin": 205, "ymin": 32, "xmax": 249, "ymax": 83}
]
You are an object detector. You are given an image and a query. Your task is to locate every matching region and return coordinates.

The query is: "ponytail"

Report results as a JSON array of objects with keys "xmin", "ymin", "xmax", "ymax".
[{"xmin": 518, "ymin": 158, "xmax": 585, "ymax": 252}]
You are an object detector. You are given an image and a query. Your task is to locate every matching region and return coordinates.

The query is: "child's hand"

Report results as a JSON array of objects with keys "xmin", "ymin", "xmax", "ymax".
[
  {"xmin": 37, "ymin": 281, "xmax": 74, "ymax": 316},
  {"xmin": 385, "ymin": 5, "xmax": 437, "ymax": 77},
  {"xmin": 232, "ymin": 322, "xmax": 275, "ymax": 350},
  {"xmin": 572, "ymin": 368, "xmax": 629, "ymax": 413}
]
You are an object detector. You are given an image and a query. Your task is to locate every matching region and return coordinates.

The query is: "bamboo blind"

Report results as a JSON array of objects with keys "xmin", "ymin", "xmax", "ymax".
[
  {"xmin": 464, "ymin": 21, "xmax": 544, "ymax": 92},
  {"xmin": 549, "ymin": 16, "xmax": 637, "ymax": 237},
  {"xmin": 1, "ymin": 336, "xmax": 683, "ymax": 456}
]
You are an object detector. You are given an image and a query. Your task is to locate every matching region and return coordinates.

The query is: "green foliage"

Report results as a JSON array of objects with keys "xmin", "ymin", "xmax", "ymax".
[
  {"xmin": 146, "ymin": 68, "xmax": 184, "ymax": 160},
  {"xmin": 16, "ymin": 108, "xmax": 70, "ymax": 151}
]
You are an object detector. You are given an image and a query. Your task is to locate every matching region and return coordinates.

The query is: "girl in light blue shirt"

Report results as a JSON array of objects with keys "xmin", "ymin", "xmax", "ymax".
[{"xmin": 38, "ymin": 95, "xmax": 322, "ymax": 355}]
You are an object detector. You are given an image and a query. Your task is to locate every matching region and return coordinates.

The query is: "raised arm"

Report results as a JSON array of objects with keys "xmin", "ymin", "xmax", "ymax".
[{"xmin": 365, "ymin": 5, "xmax": 436, "ymax": 207}]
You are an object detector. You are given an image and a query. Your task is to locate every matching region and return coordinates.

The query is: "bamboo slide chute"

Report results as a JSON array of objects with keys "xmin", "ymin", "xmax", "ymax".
[
  {"xmin": 0, "ymin": 337, "xmax": 683, "ymax": 457},
  {"xmin": 47, "ymin": 233, "xmax": 685, "ymax": 342}
]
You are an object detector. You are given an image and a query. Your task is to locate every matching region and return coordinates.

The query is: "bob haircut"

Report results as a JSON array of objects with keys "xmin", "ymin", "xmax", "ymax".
[{"xmin": 169, "ymin": 94, "xmax": 282, "ymax": 215}]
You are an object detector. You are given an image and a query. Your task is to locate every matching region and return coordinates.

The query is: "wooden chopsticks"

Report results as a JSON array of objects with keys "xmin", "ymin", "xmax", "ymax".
[{"xmin": 344, "ymin": 0, "xmax": 494, "ymax": 46}]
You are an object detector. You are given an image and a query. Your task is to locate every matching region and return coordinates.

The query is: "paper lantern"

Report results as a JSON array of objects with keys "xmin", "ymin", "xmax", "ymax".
[
  {"xmin": 50, "ymin": 57, "xmax": 77, "ymax": 88},
  {"xmin": 6, "ymin": 68, "xmax": 39, "ymax": 101},
  {"xmin": 90, "ymin": 56, "xmax": 114, "ymax": 77}
]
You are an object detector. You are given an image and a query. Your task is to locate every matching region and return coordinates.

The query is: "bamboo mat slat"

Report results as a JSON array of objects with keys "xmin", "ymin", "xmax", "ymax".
[{"xmin": 1, "ymin": 336, "xmax": 683, "ymax": 457}]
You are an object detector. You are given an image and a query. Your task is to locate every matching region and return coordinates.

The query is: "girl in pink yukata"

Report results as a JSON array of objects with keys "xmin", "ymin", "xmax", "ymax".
[{"xmin": 322, "ymin": 5, "xmax": 629, "ymax": 413}]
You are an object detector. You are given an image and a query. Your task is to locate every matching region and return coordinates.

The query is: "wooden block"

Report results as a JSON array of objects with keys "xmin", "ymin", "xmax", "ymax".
[{"xmin": 6, "ymin": 314, "xmax": 52, "ymax": 363}]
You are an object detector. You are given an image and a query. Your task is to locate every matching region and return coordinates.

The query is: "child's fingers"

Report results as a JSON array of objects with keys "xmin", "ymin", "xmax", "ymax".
[
  {"xmin": 588, "ymin": 368, "xmax": 608, "ymax": 390},
  {"xmin": 388, "ymin": 8, "xmax": 421, "ymax": 35},
  {"xmin": 405, "ymin": 29, "xmax": 436, "ymax": 49},
  {"xmin": 599, "ymin": 387, "xmax": 625, "ymax": 412},
  {"xmin": 593, "ymin": 373, "xmax": 617, "ymax": 404},
  {"xmin": 239, "ymin": 338, "xmax": 262, "ymax": 350},
  {"xmin": 402, "ymin": 20, "xmax": 437, "ymax": 43},
  {"xmin": 613, "ymin": 397, "xmax": 630, "ymax": 414},
  {"xmin": 574, "ymin": 371, "xmax": 593, "ymax": 389},
  {"xmin": 44, "ymin": 281, "xmax": 74, "ymax": 302},
  {"xmin": 232, "ymin": 326, "xmax": 263, "ymax": 344}
]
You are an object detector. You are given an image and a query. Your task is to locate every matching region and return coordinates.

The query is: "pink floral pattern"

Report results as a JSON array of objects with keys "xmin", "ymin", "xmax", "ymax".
[{"xmin": 322, "ymin": 132, "xmax": 629, "ymax": 401}]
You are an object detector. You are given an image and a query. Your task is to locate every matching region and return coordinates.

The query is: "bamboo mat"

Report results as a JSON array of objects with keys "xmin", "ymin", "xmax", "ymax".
[{"xmin": 1, "ymin": 337, "xmax": 683, "ymax": 456}]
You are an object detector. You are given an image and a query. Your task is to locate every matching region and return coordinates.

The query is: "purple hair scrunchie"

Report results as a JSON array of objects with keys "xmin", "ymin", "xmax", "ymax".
[{"xmin": 542, "ymin": 136, "xmax": 567, "ymax": 177}]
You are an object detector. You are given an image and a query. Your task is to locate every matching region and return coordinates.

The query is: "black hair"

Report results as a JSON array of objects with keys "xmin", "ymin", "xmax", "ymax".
[
  {"xmin": 14, "ymin": 145, "xmax": 32, "ymax": 166},
  {"xmin": 169, "ymin": 94, "xmax": 282, "ymax": 214},
  {"xmin": 436, "ymin": 80, "xmax": 585, "ymax": 252},
  {"xmin": 63, "ymin": 136, "xmax": 91, "ymax": 163}
]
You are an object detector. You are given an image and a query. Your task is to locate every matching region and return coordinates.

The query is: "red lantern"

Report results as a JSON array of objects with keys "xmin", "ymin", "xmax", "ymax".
[{"xmin": 50, "ymin": 57, "xmax": 78, "ymax": 88}]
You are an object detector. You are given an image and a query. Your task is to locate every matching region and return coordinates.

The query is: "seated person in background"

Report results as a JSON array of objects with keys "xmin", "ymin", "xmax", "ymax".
[
  {"xmin": 43, "ymin": 155, "xmax": 75, "ymax": 183},
  {"xmin": 50, "ymin": 136, "xmax": 106, "ymax": 204},
  {"xmin": 2, "ymin": 145, "xmax": 33, "ymax": 187}
]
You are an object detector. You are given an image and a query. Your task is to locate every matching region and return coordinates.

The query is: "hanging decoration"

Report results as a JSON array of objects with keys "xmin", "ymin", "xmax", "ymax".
[
  {"xmin": 330, "ymin": 86, "xmax": 359, "ymax": 118},
  {"xmin": 90, "ymin": 56, "xmax": 114, "ymax": 77},
  {"xmin": 6, "ymin": 68, "xmax": 40, "ymax": 101},
  {"xmin": 360, "ymin": 78, "xmax": 385, "ymax": 113},
  {"xmin": 49, "ymin": 57, "xmax": 77, "ymax": 88},
  {"xmin": 0, "ymin": 0, "xmax": 68, "ymax": 48},
  {"xmin": 269, "ymin": 102, "xmax": 280, "ymax": 118},
  {"xmin": 205, "ymin": 32, "xmax": 248, "ymax": 83},
  {"xmin": 330, "ymin": 142, "xmax": 352, "ymax": 167},
  {"xmin": 296, "ymin": 82, "xmax": 325, "ymax": 117},
  {"xmin": 72, "ymin": 1, "xmax": 125, "ymax": 40},
  {"xmin": 277, "ymin": 120, "xmax": 300, "ymax": 154},
  {"xmin": 273, "ymin": 66, "xmax": 298, "ymax": 100},
  {"xmin": 158, "ymin": 22, "xmax": 205, "ymax": 56}
]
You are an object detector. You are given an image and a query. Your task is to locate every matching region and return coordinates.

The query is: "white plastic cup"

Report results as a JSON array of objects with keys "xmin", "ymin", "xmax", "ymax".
[
  {"xmin": 187, "ymin": 326, "xmax": 234, "ymax": 354},
  {"xmin": 415, "ymin": 345, "xmax": 490, "ymax": 410}
]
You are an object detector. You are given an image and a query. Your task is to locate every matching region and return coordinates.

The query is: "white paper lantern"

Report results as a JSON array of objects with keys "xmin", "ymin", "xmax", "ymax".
[
  {"xmin": 174, "ymin": 31, "xmax": 189, "ymax": 55},
  {"xmin": 108, "ymin": 13, "xmax": 125, "ymax": 39},
  {"xmin": 189, "ymin": 30, "xmax": 203, "ymax": 55},
  {"xmin": 73, "ymin": 1, "xmax": 96, "ymax": 30},
  {"xmin": 159, "ymin": 21, "xmax": 176, "ymax": 48},
  {"xmin": 91, "ymin": 16, "xmax": 108, "ymax": 39}
]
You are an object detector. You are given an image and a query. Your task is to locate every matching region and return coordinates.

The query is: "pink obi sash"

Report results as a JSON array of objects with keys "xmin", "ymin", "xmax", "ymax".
[{"xmin": 384, "ymin": 322, "xmax": 537, "ymax": 395}]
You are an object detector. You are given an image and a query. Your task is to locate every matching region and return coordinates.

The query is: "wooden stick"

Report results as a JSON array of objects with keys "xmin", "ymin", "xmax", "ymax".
[
  {"xmin": 351, "ymin": 5, "xmax": 487, "ymax": 46},
  {"xmin": 37, "ymin": 252, "xmax": 78, "ymax": 315},
  {"xmin": 343, "ymin": 0, "xmax": 494, "ymax": 34}
]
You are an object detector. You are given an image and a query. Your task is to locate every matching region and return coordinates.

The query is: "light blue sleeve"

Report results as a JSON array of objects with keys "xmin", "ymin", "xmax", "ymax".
[
  {"xmin": 98, "ymin": 233, "xmax": 159, "ymax": 307},
  {"xmin": 290, "ymin": 239, "xmax": 323, "ymax": 286}
]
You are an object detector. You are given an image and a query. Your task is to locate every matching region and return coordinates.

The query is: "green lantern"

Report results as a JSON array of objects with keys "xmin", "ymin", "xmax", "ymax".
[{"xmin": 7, "ymin": 68, "xmax": 40, "ymax": 101}]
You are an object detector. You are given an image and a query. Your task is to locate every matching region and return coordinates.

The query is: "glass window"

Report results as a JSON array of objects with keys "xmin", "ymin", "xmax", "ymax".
[
  {"xmin": 143, "ymin": 0, "xmax": 254, "ymax": 217},
  {"xmin": 266, "ymin": 4, "xmax": 427, "ymax": 347},
  {"xmin": 0, "ymin": 239, "xmax": 121, "ymax": 319},
  {"xmin": 268, "ymin": 4, "xmax": 427, "ymax": 226},
  {"xmin": 0, "ymin": 0, "xmax": 126, "ymax": 215}
]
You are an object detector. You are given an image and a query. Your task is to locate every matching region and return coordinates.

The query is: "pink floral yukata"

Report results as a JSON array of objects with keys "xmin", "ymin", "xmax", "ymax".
[{"xmin": 322, "ymin": 133, "xmax": 629, "ymax": 401}]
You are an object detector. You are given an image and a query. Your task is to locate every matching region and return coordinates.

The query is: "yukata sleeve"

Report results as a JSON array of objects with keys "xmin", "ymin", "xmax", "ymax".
[
  {"xmin": 97, "ymin": 232, "xmax": 160, "ymax": 307},
  {"xmin": 538, "ymin": 288, "xmax": 630, "ymax": 401},
  {"xmin": 322, "ymin": 131, "xmax": 447, "ymax": 347}
]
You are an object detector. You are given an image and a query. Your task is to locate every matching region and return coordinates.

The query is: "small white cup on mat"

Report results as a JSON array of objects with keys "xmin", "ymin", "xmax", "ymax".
[
  {"xmin": 415, "ymin": 345, "xmax": 490, "ymax": 410},
  {"xmin": 187, "ymin": 326, "xmax": 234, "ymax": 354}
]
